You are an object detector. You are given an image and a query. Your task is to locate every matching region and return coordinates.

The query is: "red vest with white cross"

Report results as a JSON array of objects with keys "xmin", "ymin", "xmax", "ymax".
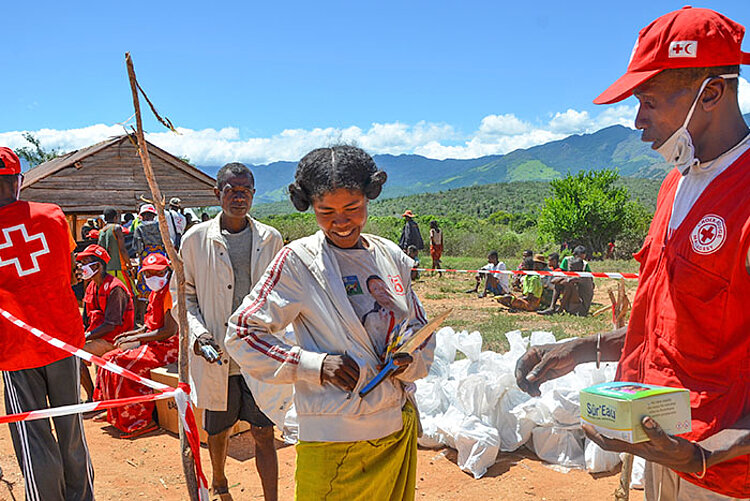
[
  {"xmin": 0, "ymin": 201, "xmax": 85, "ymax": 371},
  {"xmin": 617, "ymin": 149, "xmax": 750, "ymax": 497}
]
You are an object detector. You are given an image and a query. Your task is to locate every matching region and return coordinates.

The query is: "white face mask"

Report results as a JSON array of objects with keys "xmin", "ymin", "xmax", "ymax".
[
  {"xmin": 145, "ymin": 273, "xmax": 169, "ymax": 292},
  {"xmin": 80, "ymin": 263, "xmax": 98, "ymax": 280},
  {"xmin": 655, "ymin": 73, "xmax": 738, "ymax": 174}
]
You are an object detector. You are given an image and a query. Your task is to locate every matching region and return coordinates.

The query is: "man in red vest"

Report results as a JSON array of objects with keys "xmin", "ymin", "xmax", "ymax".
[
  {"xmin": 515, "ymin": 7, "xmax": 750, "ymax": 500},
  {"xmin": 0, "ymin": 147, "xmax": 95, "ymax": 500},
  {"xmin": 76, "ymin": 244, "xmax": 135, "ymax": 402}
]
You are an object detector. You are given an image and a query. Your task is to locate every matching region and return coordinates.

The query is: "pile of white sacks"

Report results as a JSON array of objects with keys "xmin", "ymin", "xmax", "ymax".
[{"xmin": 415, "ymin": 327, "xmax": 646, "ymax": 483}]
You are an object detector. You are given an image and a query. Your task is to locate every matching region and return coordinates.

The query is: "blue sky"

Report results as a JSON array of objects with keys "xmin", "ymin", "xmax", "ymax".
[{"xmin": 2, "ymin": 1, "xmax": 749, "ymax": 165}]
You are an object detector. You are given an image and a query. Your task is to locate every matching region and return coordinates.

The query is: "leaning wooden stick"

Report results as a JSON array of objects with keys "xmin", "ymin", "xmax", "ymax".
[{"xmin": 125, "ymin": 52, "xmax": 199, "ymax": 501}]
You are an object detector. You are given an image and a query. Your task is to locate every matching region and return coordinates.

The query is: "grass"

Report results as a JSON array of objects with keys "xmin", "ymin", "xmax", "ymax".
[{"xmin": 413, "ymin": 254, "xmax": 634, "ymax": 354}]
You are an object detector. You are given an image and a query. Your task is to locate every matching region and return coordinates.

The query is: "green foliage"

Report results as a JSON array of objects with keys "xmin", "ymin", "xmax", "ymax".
[
  {"xmin": 538, "ymin": 169, "xmax": 650, "ymax": 255},
  {"xmin": 14, "ymin": 133, "xmax": 63, "ymax": 168}
]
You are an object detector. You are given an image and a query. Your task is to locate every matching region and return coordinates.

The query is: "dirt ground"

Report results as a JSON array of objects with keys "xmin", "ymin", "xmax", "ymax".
[{"xmin": 0, "ymin": 272, "xmax": 644, "ymax": 501}]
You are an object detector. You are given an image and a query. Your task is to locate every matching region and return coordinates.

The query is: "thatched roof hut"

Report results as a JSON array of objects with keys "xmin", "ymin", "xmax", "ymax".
[{"xmin": 20, "ymin": 135, "xmax": 216, "ymax": 238}]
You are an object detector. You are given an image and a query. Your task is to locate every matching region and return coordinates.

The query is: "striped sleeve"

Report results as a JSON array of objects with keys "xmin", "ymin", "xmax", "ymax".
[{"xmin": 224, "ymin": 248, "xmax": 327, "ymax": 385}]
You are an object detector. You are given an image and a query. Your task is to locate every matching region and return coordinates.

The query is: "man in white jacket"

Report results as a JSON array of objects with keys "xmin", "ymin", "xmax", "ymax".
[{"xmin": 179, "ymin": 163, "xmax": 283, "ymax": 501}]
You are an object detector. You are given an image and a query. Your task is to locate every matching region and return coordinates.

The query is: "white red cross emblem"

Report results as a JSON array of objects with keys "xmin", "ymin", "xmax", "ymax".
[
  {"xmin": 0, "ymin": 224, "xmax": 50, "ymax": 277},
  {"xmin": 690, "ymin": 215, "xmax": 726, "ymax": 255},
  {"xmin": 669, "ymin": 40, "xmax": 697, "ymax": 58}
]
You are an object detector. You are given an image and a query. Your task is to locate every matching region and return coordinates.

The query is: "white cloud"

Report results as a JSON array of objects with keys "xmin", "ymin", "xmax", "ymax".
[
  {"xmin": 739, "ymin": 76, "xmax": 750, "ymax": 114},
  {"xmin": 0, "ymin": 105, "xmax": 639, "ymax": 165}
]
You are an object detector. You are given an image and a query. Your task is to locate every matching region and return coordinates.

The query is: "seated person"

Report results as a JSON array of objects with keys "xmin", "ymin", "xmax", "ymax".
[
  {"xmin": 76, "ymin": 244, "xmax": 135, "ymax": 402},
  {"xmin": 497, "ymin": 256, "xmax": 542, "ymax": 311},
  {"xmin": 466, "ymin": 251, "xmax": 509, "ymax": 297},
  {"xmin": 547, "ymin": 252, "xmax": 560, "ymax": 271},
  {"xmin": 538, "ymin": 256, "xmax": 595, "ymax": 316},
  {"xmin": 407, "ymin": 245, "xmax": 421, "ymax": 281},
  {"xmin": 94, "ymin": 253, "xmax": 179, "ymax": 437},
  {"xmin": 560, "ymin": 245, "xmax": 591, "ymax": 271}
]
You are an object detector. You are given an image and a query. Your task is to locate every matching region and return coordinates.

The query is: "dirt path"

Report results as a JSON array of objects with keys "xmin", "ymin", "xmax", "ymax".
[{"xmin": 0, "ymin": 272, "xmax": 644, "ymax": 500}]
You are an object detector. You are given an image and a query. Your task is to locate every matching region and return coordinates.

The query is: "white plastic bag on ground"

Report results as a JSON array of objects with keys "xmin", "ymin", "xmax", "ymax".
[
  {"xmin": 585, "ymin": 439, "xmax": 621, "ymax": 473},
  {"xmin": 531, "ymin": 427, "xmax": 585, "ymax": 468},
  {"xmin": 453, "ymin": 415, "xmax": 500, "ymax": 479},
  {"xmin": 454, "ymin": 330, "xmax": 482, "ymax": 361}
]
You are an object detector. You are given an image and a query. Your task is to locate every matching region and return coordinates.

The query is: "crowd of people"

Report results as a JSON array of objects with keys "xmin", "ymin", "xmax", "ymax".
[{"xmin": 1, "ymin": 6, "xmax": 750, "ymax": 501}]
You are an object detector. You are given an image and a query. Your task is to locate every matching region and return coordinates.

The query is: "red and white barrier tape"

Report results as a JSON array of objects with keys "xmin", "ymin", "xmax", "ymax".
[
  {"xmin": 413, "ymin": 268, "xmax": 639, "ymax": 280},
  {"xmin": 0, "ymin": 308, "xmax": 210, "ymax": 501}
]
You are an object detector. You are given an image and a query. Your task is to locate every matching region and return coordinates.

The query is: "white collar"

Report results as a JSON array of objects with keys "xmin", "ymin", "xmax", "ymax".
[{"xmin": 684, "ymin": 132, "xmax": 750, "ymax": 176}]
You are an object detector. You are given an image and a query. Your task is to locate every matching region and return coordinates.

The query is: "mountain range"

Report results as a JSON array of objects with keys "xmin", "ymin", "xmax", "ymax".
[{"xmin": 199, "ymin": 113, "xmax": 750, "ymax": 205}]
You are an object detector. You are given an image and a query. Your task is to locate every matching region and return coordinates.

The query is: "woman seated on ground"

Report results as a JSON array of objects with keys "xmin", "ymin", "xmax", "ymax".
[
  {"xmin": 225, "ymin": 145, "xmax": 435, "ymax": 501},
  {"xmin": 497, "ymin": 256, "xmax": 543, "ymax": 311},
  {"xmin": 93, "ymin": 253, "xmax": 179, "ymax": 438}
]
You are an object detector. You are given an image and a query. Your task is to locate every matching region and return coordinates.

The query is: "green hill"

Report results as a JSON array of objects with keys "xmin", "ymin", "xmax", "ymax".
[{"xmin": 251, "ymin": 177, "xmax": 662, "ymax": 219}]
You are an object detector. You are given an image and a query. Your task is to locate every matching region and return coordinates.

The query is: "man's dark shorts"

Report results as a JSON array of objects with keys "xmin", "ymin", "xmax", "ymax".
[{"xmin": 204, "ymin": 375, "xmax": 274, "ymax": 435}]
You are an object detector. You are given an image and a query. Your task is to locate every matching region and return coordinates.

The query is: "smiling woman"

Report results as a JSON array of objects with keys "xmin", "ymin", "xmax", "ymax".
[{"xmin": 224, "ymin": 145, "xmax": 434, "ymax": 501}]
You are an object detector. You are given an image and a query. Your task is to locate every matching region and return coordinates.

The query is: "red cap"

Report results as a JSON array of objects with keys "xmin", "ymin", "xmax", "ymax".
[
  {"xmin": 0, "ymin": 147, "xmax": 21, "ymax": 175},
  {"xmin": 76, "ymin": 244, "xmax": 111, "ymax": 263},
  {"xmin": 140, "ymin": 253, "xmax": 170, "ymax": 273},
  {"xmin": 595, "ymin": 6, "xmax": 750, "ymax": 105}
]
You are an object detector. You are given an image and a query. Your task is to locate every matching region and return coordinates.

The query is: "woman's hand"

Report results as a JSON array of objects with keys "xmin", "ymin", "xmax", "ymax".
[
  {"xmin": 387, "ymin": 352, "xmax": 413, "ymax": 377},
  {"xmin": 321, "ymin": 354, "xmax": 360, "ymax": 392},
  {"xmin": 114, "ymin": 335, "xmax": 139, "ymax": 348}
]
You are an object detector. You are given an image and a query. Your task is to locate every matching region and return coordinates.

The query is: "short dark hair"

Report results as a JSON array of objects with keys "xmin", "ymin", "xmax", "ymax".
[
  {"xmin": 216, "ymin": 162, "xmax": 255, "ymax": 190},
  {"xmin": 522, "ymin": 256, "xmax": 535, "ymax": 270},
  {"xmin": 664, "ymin": 65, "xmax": 741, "ymax": 93},
  {"xmin": 123, "ymin": 213, "xmax": 134, "ymax": 222},
  {"xmin": 488, "ymin": 250, "xmax": 499, "ymax": 260},
  {"xmin": 288, "ymin": 146, "xmax": 387, "ymax": 211},
  {"xmin": 573, "ymin": 245, "xmax": 587, "ymax": 257},
  {"xmin": 522, "ymin": 249, "xmax": 533, "ymax": 257},
  {"xmin": 103, "ymin": 207, "xmax": 118, "ymax": 222},
  {"xmin": 429, "ymin": 220, "xmax": 439, "ymax": 229},
  {"xmin": 548, "ymin": 252, "xmax": 560, "ymax": 262},
  {"xmin": 407, "ymin": 245, "xmax": 418, "ymax": 254}
]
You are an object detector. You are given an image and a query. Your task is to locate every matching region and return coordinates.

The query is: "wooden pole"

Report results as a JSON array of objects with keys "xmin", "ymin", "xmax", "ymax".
[{"xmin": 125, "ymin": 52, "xmax": 199, "ymax": 501}]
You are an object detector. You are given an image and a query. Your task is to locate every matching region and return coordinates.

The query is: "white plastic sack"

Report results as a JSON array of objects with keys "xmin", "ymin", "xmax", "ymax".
[
  {"xmin": 585, "ymin": 439, "xmax": 621, "ymax": 473},
  {"xmin": 453, "ymin": 415, "xmax": 500, "ymax": 479},
  {"xmin": 531, "ymin": 427, "xmax": 585, "ymax": 468},
  {"xmin": 454, "ymin": 330, "xmax": 482, "ymax": 362}
]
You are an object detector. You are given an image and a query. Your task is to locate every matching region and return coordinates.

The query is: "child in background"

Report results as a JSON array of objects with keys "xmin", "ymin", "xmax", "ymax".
[{"xmin": 407, "ymin": 245, "xmax": 420, "ymax": 281}]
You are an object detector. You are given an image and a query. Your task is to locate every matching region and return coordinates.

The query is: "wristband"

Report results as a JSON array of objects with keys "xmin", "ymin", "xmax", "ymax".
[{"xmin": 693, "ymin": 443, "xmax": 707, "ymax": 479}]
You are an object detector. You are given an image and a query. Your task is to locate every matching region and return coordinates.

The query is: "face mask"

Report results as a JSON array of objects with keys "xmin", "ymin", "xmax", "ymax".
[
  {"xmin": 145, "ymin": 273, "xmax": 169, "ymax": 292},
  {"xmin": 655, "ymin": 73, "xmax": 738, "ymax": 174},
  {"xmin": 80, "ymin": 263, "xmax": 98, "ymax": 280}
]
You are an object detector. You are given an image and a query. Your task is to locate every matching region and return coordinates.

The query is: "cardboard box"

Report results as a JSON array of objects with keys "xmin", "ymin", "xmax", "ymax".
[
  {"xmin": 150, "ymin": 366, "xmax": 250, "ymax": 443},
  {"xmin": 580, "ymin": 382, "xmax": 691, "ymax": 443}
]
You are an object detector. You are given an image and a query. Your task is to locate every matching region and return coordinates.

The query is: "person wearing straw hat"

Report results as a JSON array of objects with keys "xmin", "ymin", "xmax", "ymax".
[
  {"xmin": 515, "ymin": 7, "xmax": 750, "ymax": 499},
  {"xmin": 0, "ymin": 147, "xmax": 95, "ymax": 500},
  {"xmin": 398, "ymin": 209, "xmax": 423, "ymax": 252},
  {"xmin": 95, "ymin": 252, "xmax": 179, "ymax": 438}
]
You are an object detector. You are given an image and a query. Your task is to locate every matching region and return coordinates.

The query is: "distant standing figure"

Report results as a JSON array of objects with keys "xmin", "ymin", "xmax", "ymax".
[
  {"xmin": 407, "ymin": 245, "xmax": 420, "ymax": 281},
  {"xmin": 429, "ymin": 220, "xmax": 443, "ymax": 275},
  {"xmin": 98, "ymin": 207, "xmax": 135, "ymax": 291},
  {"xmin": 166, "ymin": 197, "xmax": 187, "ymax": 249},
  {"xmin": 399, "ymin": 210, "xmax": 423, "ymax": 251},
  {"xmin": 606, "ymin": 240, "xmax": 615, "ymax": 260}
]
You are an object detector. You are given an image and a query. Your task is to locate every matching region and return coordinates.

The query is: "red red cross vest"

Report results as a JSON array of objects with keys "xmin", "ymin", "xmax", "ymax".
[
  {"xmin": 144, "ymin": 286, "xmax": 171, "ymax": 332},
  {"xmin": 0, "ymin": 201, "xmax": 85, "ymax": 371},
  {"xmin": 83, "ymin": 273, "xmax": 135, "ymax": 343},
  {"xmin": 617, "ymin": 149, "xmax": 750, "ymax": 497}
]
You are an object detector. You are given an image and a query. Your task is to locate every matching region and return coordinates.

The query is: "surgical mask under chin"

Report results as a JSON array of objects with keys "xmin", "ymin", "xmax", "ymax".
[
  {"xmin": 656, "ymin": 73, "xmax": 738, "ymax": 174},
  {"xmin": 80, "ymin": 263, "xmax": 98, "ymax": 280},
  {"xmin": 145, "ymin": 273, "xmax": 169, "ymax": 292}
]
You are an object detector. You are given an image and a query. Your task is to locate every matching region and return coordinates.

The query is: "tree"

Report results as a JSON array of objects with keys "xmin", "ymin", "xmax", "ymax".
[
  {"xmin": 538, "ymin": 169, "xmax": 649, "ymax": 256},
  {"xmin": 14, "ymin": 133, "xmax": 63, "ymax": 168}
]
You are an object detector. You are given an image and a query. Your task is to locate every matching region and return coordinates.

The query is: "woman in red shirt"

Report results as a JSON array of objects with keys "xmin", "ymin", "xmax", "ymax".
[{"xmin": 94, "ymin": 253, "xmax": 179, "ymax": 438}]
